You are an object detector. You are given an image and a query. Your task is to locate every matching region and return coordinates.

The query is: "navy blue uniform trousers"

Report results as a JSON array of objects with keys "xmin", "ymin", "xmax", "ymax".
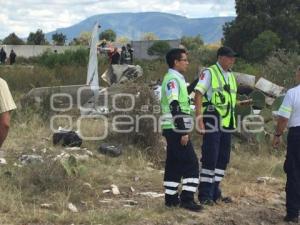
[
  {"xmin": 285, "ymin": 126, "xmax": 300, "ymax": 218},
  {"xmin": 163, "ymin": 129, "xmax": 199, "ymax": 204},
  {"xmin": 198, "ymin": 114, "xmax": 232, "ymax": 202}
]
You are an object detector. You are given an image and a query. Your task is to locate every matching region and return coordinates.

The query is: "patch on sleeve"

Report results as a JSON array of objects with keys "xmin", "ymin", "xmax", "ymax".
[
  {"xmin": 165, "ymin": 79, "xmax": 179, "ymax": 100},
  {"xmin": 199, "ymin": 71, "xmax": 205, "ymax": 80},
  {"xmin": 167, "ymin": 80, "xmax": 176, "ymax": 90}
]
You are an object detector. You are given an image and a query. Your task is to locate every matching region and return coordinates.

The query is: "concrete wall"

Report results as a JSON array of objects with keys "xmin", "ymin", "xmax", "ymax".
[
  {"xmin": 130, "ymin": 39, "xmax": 181, "ymax": 60},
  {"xmin": 0, "ymin": 45, "xmax": 85, "ymax": 58},
  {"xmin": 0, "ymin": 39, "xmax": 180, "ymax": 60}
]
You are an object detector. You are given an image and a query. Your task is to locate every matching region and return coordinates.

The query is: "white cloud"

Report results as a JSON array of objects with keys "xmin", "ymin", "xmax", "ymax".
[{"xmin": 0, "ymin": 0, "xmax": 236, "ymax": 39}]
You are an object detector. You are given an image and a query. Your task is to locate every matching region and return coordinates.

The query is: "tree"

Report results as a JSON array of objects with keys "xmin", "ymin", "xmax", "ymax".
[
  {"xmin": 262, "ymin": 49, "xmax": 300, "ymax": 88},
  {"xmin": 27, "ymin": 29, "xmax": 48, "ymax": 45},
  {"xmin": 99, "ymin": 29, "xmax": 116, "ymax": 42},
  {"xmin": 52, "ymin": 32, "xmax": 67, "ymax": 45},
  {"xmin": 117, "ymin": 36, "xmax": 130, "ymax": 45},
  {"xmin": 244, "ymin": 30, "xmax": 280, "ymax": 62},
  {"xmin": 147, "ymin": 40, "xmax": 171, "ymax": 57},
  {"xmin": 69, "ymin": 32, "xmax": 91, "ymax": 46},
  {"xmin": 2, "ymin": 33, "xmax": 24, "ymax": 45},
  {"xmin": 223, "ymin": 0, "xmax": 300, "ymax": 60},
  {"xmin": 181, "ymin": 35, "xmax": 204, "ymax": 51},
  {"xmin": 142, "ymin": 32, "xmax": 158, "ymax": 41}
]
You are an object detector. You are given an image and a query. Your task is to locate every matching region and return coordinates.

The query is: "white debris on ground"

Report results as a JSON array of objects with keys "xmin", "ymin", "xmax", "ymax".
[
  {"xmin": 111, "ymin": 184, "xmax": 120, "ymax": 195},
  {"xmin": 68, "ymin": 203, "xmax": 78, "ymax": 213},
  {"xmin": 0, "ymin": 158, "xmax": 7, "ymax": 165},
  {"xmin": 139, "ymin": 192, "xmax": 164, "ymax": 198}
]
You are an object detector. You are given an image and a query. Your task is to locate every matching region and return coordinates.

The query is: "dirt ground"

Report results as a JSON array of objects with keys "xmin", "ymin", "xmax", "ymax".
[{"xmin": 90, "ymin": 179, "xmax": 292, "ymax": 225}]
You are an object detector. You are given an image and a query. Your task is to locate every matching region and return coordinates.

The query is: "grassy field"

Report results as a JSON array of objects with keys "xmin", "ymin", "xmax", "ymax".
[
  {"xmin": 0, "ymin": 113, "xmax": 287, "ymax": 225},
  {"xmin": 0, "ymin": 48, "xmax": 295, "ymax": 224}
]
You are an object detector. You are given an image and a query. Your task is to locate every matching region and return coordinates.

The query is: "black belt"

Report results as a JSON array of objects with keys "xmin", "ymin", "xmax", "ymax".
[{"xmin": 289, "ymin": 126, "xmax": 300, "ymax": 132}]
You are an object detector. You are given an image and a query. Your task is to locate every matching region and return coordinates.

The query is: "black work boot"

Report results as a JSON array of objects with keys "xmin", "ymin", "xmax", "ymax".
[
  {"xmin": 200, "ymin": 199, "xmax": 215, "ymax": 206},
  {"xmin": 180, "ymin": 201, "xmax": 203, "ymax": 212},
  {"xmin": 165, "ymin": 200, "xmax": 179, "ymax": 208},
  {"xmin": 284, "ymin": 214, "xmax": 299, "ymax": 223},
  {"xmin": 165, "ymin": 194, "xmax": 180, "ymax": 208},
  {"xmin": 214, "ymin": 196, "xmax": 233, "ymax": 204}
]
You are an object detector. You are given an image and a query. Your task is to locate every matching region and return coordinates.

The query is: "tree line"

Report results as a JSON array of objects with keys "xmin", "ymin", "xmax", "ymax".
[
  {"xmin": 0, "ymin": 28, "xmax": 168, "ymax": 46},
  {"xmin": 1, "ymin": 0, "xmax": 298, "ymax": 63}
]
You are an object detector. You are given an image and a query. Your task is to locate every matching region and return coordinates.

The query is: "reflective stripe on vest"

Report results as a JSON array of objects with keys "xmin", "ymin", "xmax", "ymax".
[
  {"xmin": 161, "ymin": 72, "xmax": 190, "ymax": 130},
  {"xmin": 203, "ymin": 64, "xmax": 237, "ymax": 128}
]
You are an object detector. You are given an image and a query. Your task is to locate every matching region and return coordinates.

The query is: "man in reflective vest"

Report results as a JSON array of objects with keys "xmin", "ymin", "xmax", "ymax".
[
  {"xmin": 194, "ymin": 46, "xmax": 238, "ymax": 205},
  {"xmin": 273, "ymin": 66, "xmax": 300, "ymax": 223},
  {"xmin": 161, "ymin": 48, "xmax": 202, "ymax": 212}
]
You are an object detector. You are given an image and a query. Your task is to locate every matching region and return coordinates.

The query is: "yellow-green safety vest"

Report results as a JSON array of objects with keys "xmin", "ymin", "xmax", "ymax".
[
  {"xmin": 202, "ymin": 64, "xmax": 237, "ymax": 128},
  {"xmin": 161, "ymin": 72, "xmax": 191, "ymax": 130}
]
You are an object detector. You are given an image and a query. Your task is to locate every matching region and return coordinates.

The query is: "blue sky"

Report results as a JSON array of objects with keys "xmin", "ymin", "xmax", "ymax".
[{"xmin": 0, "ymin": 0, "xmax": 236, "ymax": 39}]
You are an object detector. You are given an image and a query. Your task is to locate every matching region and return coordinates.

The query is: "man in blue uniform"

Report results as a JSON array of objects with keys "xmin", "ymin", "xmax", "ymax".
[
  {"xmin": 194, "ymin": 46, "xmax": 238, "ymax": 206},
  {"xmin": 161, "ymin": 48, "xmax": 202, "ymax": 212},
  {"xmin": 273, "ymin": 66, "xmax": 300, "ymax": 223}
]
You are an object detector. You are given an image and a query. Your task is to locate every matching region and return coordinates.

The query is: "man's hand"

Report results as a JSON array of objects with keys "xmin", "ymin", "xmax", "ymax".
[
  {"xmin": 237, "ymin": 99, "xmax": 253, "ymax": 106},
  {"xmin": 180, "ymin": 134, "xmax": 189, "ymax": 146},
  {"xmin": 272, "ymin": 136, "xmax": 281, "ymax": 148},
  {"xmin": 197, "ymin": 118, "xmax": 205, "ymax": 135}
]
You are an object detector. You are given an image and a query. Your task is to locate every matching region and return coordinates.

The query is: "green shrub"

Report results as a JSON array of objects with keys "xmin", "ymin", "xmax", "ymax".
[
  {"xmin": 36, "ymin": 48, "xmax": 89, "ymax": 68},
  {"xmin": 244, "ymin": 30, "xmax": 281, "ymax": 62},
  {"xmin": 262, "ymin": 49, "xmax": 300, "ymax": 88},
  {"xmin": 234, "ymin": 59, "xmax": 262, "ymax": 76},
  {"xmin": 147, "ymin": 41, "xmax": 171, "ymax": 58}
]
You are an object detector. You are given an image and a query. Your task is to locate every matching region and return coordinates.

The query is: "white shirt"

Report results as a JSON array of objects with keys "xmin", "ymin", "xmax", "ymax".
[
  {"xmin": 278, "ymin": 84, "xmax": 300, "ymax": 127},
  {"xmin": 195, "ymin": 62, "xmax": 231, "ymax": 100},
  {"xmin": 0, "ymin": 78, "xmax": 17, "ymax": 113}
]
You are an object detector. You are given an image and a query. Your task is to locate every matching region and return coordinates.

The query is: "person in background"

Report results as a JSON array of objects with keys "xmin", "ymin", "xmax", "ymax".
[
  {"xmin": 9, "ymin": 49, "xmax": 16, "ymax": 65},
  {"xmin": 126, "ymin": 43, "xmax": 134, "ymax": 65},
  {"xmin": 0, "ymin": 48, "xmax": 7, "ymax": 64},
  {"xmin": 273, "ymin": 66, "xmax": 300, "ymax": 223},
  {"xmin": 120, "ymin": 45, "xmax": 131, "ymax": 65},
  {"xmin": 110, "ymin": 47, "xmax": 120, "ymax": 65}
]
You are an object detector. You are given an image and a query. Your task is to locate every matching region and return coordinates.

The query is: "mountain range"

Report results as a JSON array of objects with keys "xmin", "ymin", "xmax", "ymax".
[{"xmin": 46, "ymin": 12, "xmax": 235, "ymax": 43}]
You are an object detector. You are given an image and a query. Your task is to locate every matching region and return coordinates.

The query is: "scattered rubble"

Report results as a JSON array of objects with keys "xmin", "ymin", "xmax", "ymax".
[
  {"xmin": 139, "ymin": 192, "xmax": 164, "ymax": 198},
  {"xmin": 257, "ymin": 176, "xmax": 277, "ymax": 184},
  {"xmin": 19, "ymin": 154, "xmax": 44, "ymax": 165},
  {"xmin": 98, "ymin": 143, "xmax": 122, "ymax": 157},
  {"xmin": 53, "ymin": 128, "xmax": 82, "ymax": 147},
  {"xmin": 101, "ymin": 64, "xmax": 143, "ymax": 86},
  {"xmin": 111, "ymin": 184, "xmax": 120, "ymax": 195},
  {"xmin": 68, "ymin": 203, "xmax": 78, "ymax": 213},
  {"xmin": 40, "ymin": 203, "xmax": 53, "ymax": 209},
  {"xmin": 0, "ymin": 158, "xmax": 7, "ymax": 165}
]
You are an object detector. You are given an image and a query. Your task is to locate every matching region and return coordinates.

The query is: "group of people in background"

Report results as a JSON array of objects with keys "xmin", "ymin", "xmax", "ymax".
[
  {"xmin": 0, "ymin": 48, "xmax": 16, "ymax": 65},
  {"xmin": 107, "ymin": 43, "xmax": 134, "ymax": 65}
]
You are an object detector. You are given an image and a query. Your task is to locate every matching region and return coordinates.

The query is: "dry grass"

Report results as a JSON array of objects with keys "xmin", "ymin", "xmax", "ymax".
[
  {"xmin": 0, "ymin": 51, "xmax": 292, "ymax": 224},
  {"xmin": 0, "ymin": 107, "xmax": 288, "ymax": 225}
]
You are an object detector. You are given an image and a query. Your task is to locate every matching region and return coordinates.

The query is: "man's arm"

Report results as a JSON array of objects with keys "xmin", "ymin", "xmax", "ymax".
[
  {"xmin": 0, "ymin": 112, "xmax": 11, "ymax": 148},
  {"xmin": 273, "ymin": 90, "xmax": 292, "ymax": 148},
  {"xmin": 194, "ymin": 90, "xmax": 205, "ymax": 134},
  {"xmin": 275, "ymin": 116, "xmax": 289, "ymax": 136},
  {"xmin": 272, "ymin": 116, "xmax": 288, "ymax": 148},
  {"xmin": 187, "ymin": 78, "xmax": 199, "ymax": 95}
]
